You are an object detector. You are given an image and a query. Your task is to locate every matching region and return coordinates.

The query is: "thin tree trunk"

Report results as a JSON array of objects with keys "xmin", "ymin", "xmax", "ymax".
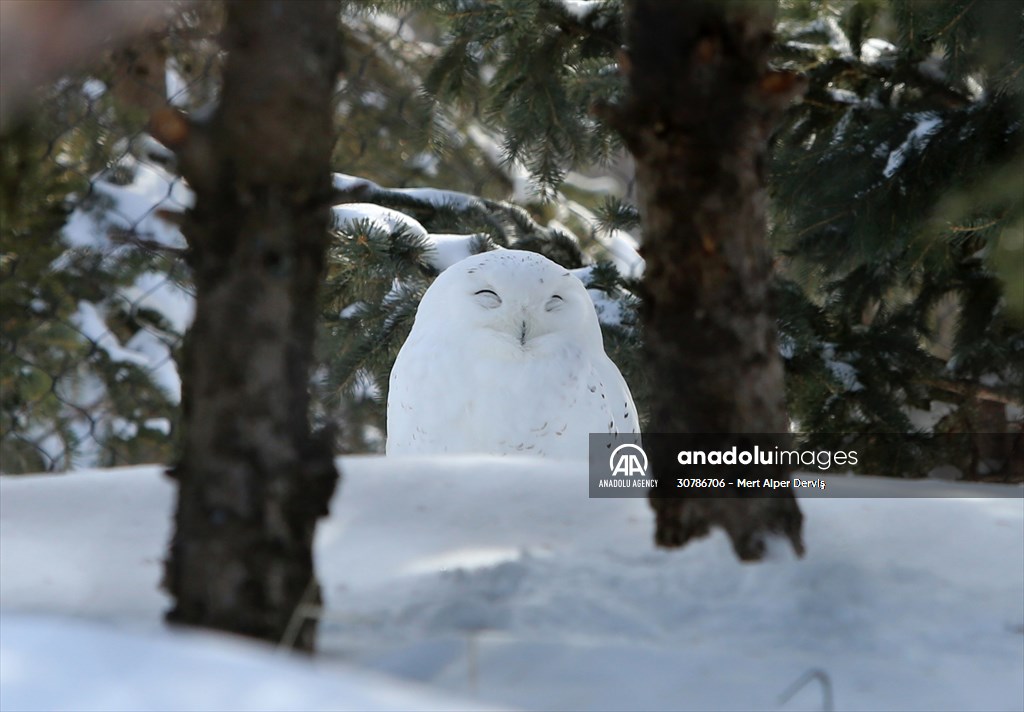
[
  {"xmin": 157, "ymin": 0, "xmax": 341, "ymax": 651},
  {"xmin": 608, "ymin": 0, "xmax": 805, "ymax": 560}
]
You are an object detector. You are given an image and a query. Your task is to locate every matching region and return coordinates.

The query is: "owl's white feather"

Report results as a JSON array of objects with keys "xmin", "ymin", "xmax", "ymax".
[{"xmin": 387, "ymin": 249, "xmax": 639, "ymax": 459}]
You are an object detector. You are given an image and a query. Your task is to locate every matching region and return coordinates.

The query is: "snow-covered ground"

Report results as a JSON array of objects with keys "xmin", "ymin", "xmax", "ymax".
[{"xmin": 1, "ymin": 459, "xmax": 1022, "ymax": 711}]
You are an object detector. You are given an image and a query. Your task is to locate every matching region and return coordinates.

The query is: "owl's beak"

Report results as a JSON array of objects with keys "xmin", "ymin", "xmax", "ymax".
[{"xmin": 519, "ymin": 319, "xmax": 528, "ymax": 346}]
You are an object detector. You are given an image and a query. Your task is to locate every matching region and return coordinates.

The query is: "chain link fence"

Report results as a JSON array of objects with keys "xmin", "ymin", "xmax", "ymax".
[
  {"xmin": 1, "ymin": 3, "xmax": 643, "ymax": 474},
  {"xmin": 1, "ymin": 5, "xmax": 216, "ymax": 473},
  {"xmin": 0, "ymin": 6, "xmax": 403, "ymax": 473}
]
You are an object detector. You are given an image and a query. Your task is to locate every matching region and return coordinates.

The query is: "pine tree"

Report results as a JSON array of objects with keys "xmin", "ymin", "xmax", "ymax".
[
  {"xmin": 0, "ymin": 118, "xmax": 87, "ymax": 472},
  {"xmin": 0, "ymin": 78, "xmax": 185, "ymax": 472},
  {"xmin": 155, "ymin": 0, "xmax": 343, "ymax": 651},
  {"xmin": 6, "ymin": 0, "xmax": 1019, "ymax": 485},
  {"xmin": 0, "ymin": 3, "xmax": 233, "ymax": 474},
  {"xmin": 422, "ymin": 0, "xmax": 1022, "ymax": 481},
  {"xmin": 2, "ymin": 1, "xmax": 631, "ymax": 466},
  {"xmin": 606, "ymin": 0, "xmax": 805, "ymax": 558},
  {"xmin": 771, "ymin": 0, "xmax": 1023, "ymax": 478}
]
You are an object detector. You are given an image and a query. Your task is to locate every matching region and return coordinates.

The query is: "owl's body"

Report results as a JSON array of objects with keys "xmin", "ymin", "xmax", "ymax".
[{"xmin": 387, "ymin": 250, "xmax": 639, "ymax": 459}]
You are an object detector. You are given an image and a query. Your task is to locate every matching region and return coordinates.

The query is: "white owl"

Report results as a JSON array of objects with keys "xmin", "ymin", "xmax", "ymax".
[{"xmin": 386, "ymin": 249, "xmax": 640, "ymax": 459}]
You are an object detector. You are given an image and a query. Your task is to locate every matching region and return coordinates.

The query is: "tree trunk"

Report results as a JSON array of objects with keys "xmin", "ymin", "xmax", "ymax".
[
  {"xmin": 158, "ymin": 0, "xmax": 341, "ymax": 651},
  {"xmin": 609, "ymin": 0, "xmax": 805, "ymax": 560}
]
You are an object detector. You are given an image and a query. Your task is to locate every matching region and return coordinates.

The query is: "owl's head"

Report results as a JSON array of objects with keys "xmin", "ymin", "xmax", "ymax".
[{"xmin": 412, "ymin": 249, "xmax": 605, "ymax": 353}]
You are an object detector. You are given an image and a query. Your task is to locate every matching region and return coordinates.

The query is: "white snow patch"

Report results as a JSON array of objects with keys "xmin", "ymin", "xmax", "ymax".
[
  {"xmin": 831, "ymin": 110, "xmax": 853, "ymax": 144},
  {"xmin": 884, "ymin": 113, "xmax": 943, "ymax": 178},
  {"xmin": 0, "ymin": 614, "xmax": 490, "ymax": 712},
  {"xmin": 918, "ymin": 56, "xmax": 947, "ymax": 82},
  {"xmin": 124, "ymin": 330, "xmax": 181, "ymax": 404},
  {"xmin": 601, "ymin": 230, "xmax": 644, "ymax": 278},
  {"xmin": 906, "ymin": 400, "xmax": 957, "ymax": 431},
  {"xmin": 82, "ymin": 79, "xmax": 107, "ymax": 101},
  {"xmin": 586, "ymin": 288, "xmax": 624, "ymax": 326},
  {"xmin": 62, "ymin": 158, "xmax": 192, "ymax": 250},
  {"xmin": 396, "ymin": 187, "xmax": 481, "ymax": 212},
  {"xmin": 966, "ymin": 75, "xmax": 985, "ymax": 100},
  {"xmin": 425, "ymin": 234, "xmax": 484, "ymax": 271},
  {"xmin": 564, "ymin": 199, "xmax": 645, "ymax": 278},
  {"xmin": 563, "ymin": 171, "xmax": 623, "ymax": 195},
  {"xmin": 340, "ymin": 302, "xmax": 367, "ymax": 319},
  {"xmin": 980, "ymin": 372, "xmax": 1002, "ymax": 388},
  {"xmin": 360, "ymin": 90, "xmax": 389, "ymax": 109},
  {"xmin": 408, "ymin": 152, "xmax": 440, "ymax": 177},
  {"xmin": 118, "ymin": 271, "xmax": 195, "ymax": 334},
  {"xmin": 352, "ymin": 369, "xmax": 382, "ymax": 402},
  {"xmin": 362, "ymin": 425, "xmax": 385, "ymax": 451},
  {"xmin": 166, "ymin": 60, "xmax": 190, "ymax": 107},
  {"xmin": 333, "ymin": 175, "xmax": 488, "ymax": 216},
  {"xmin": 137, "ymin": 135, "xmax": 175, "ymax": 165},
  {"xmin": 0, "ymin": 461, "xmax": 1021, "ymax": 711},
  {"xmin": 110, "ymin": 417, "xmax": 139, "ymax": 440},
  {"xmin": 367, "ymin": 12, "xmax": 419, "ymax": 44},
  {"xmin": 778, "ymin": 333, "xmax": 797, "ymax": 360},
  {"xmin": 827, "ymin": 87, "xmax": 861, "ymax": 104},
  {"xmin": 546, "ymin": 219, "xmax": 582, "ymax": 244},
  {"xmin": 787, "ymin": 16, "xmax": 853, "ymax": 57},
  {"xmin": 332, "ymin": 173, "xmax": 377, "ymax": 193},
  {"xmin": 333, "ymin": 174, "xmax": 484, "ymax": 212},
  {"xmin": 71, "ymin": 302, "xmax": 149, "ymax": 367},
  {"xmin": 332, "ymin": 204, "xmax": 429, "ymax": 239},
  {"xmin": 331, "ymin": 201, "xmax": 485, "ymax": 272},
  {"xmin": 861, "ymin": 38, "xmax": 896, "ymax": 64},
  {"xmin": 143, "ymin": 418, "xmax": 171, "ymax": 436},
  {"xmin": 555, "ymin": 0, "xmax": 605, "ymax": 22},
  {"xmin": 568, "ymin": 265, "xmax": 629, "ymax": 328},
  {"xmin": 821, "ymin": 343, "xmax": 864, "ymax": 392},
  {"xmin": 785, "ymin": 40, "xmax": 825, "ymax": 53}
]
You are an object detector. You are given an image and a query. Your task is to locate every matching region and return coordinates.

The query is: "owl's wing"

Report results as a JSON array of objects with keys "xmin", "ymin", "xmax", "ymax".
[
  {"xmin": 595, "ymin": 354, "xmax": 640, "ymax": 436},
  {"xmin": 386, "ymin": 337, "xmax": 443, "ymax": 455},
  {"xmin": 387, "ymin": 332, "xmax": 484, "ymax": 454},
  {"xmin": 385, "ymin": 357, "xmax": 415, "ymax": 454}
]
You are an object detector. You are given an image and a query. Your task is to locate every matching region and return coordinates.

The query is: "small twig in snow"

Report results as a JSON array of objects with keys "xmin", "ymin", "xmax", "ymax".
[
  {"xmin": 278, "ymin": 577, "xmax": 324, "ymax": 652},
  {"xmin": 778, "ymin": 668, "xmax": 834, "ymax": 712}
]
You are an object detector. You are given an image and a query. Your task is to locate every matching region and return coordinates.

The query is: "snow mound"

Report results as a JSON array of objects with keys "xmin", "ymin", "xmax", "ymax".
[
  {"xmin": 1, "ymin": 459, "xmax": 1021, "ymax": 711},
  {"xmin": 0, "ymin": 614, "xmax": 493, "ymax": 712}
]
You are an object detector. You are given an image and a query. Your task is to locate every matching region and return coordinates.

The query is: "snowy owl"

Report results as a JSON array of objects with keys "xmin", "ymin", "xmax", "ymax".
[{"xmin": 387, "ymin": 249, "xmax": 639, "ymax": 459}]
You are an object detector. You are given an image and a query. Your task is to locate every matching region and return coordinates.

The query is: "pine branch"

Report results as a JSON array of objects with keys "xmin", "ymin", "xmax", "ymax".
[
  {"xmin": 923, "ymin": 378, "xmax": 1022, "ymax": 407},
  {"xmin": 331, "ymin": 173, "xmax": 563, "ymax": 247},
  {"xmin": 108, "ymin": 230, "xmax": 187, "ymax": 256}
]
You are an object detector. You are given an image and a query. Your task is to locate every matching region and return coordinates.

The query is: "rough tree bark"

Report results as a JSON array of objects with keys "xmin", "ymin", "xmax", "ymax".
[
  {"xmin": 154, "ymin": 0, "xmax": 341, "ymax": 651},
  {"xmin": 606, "ymin": 0, "xmax": 805, "ymax": 560}
]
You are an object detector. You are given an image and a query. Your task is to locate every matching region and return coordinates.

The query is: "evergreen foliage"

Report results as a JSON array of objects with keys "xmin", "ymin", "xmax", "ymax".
[
  {"xmin": 424, "ymin": 0, "xmax": 624, "ymax": 197},
  {"xmin": 422, "ymin": 0, "xmax": 1022, "ymax": 478},
  {"xmin": 771, "ymin": 0, "xmax": 1023, "ymax": 476},
  {"xmin": 336, "ymin": 4, "xmax": 512, "ymax": 197},
  {"xmin": 1, "ymin": 119, "xmax": 86, "ymax": 472},
  {"xmin": 0, "ymin": 81, "xmax": 183, "ymax": 472},
  {"xmin": 3, "ymin": 0, "xmax": 1019, "ymax": 479}
]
